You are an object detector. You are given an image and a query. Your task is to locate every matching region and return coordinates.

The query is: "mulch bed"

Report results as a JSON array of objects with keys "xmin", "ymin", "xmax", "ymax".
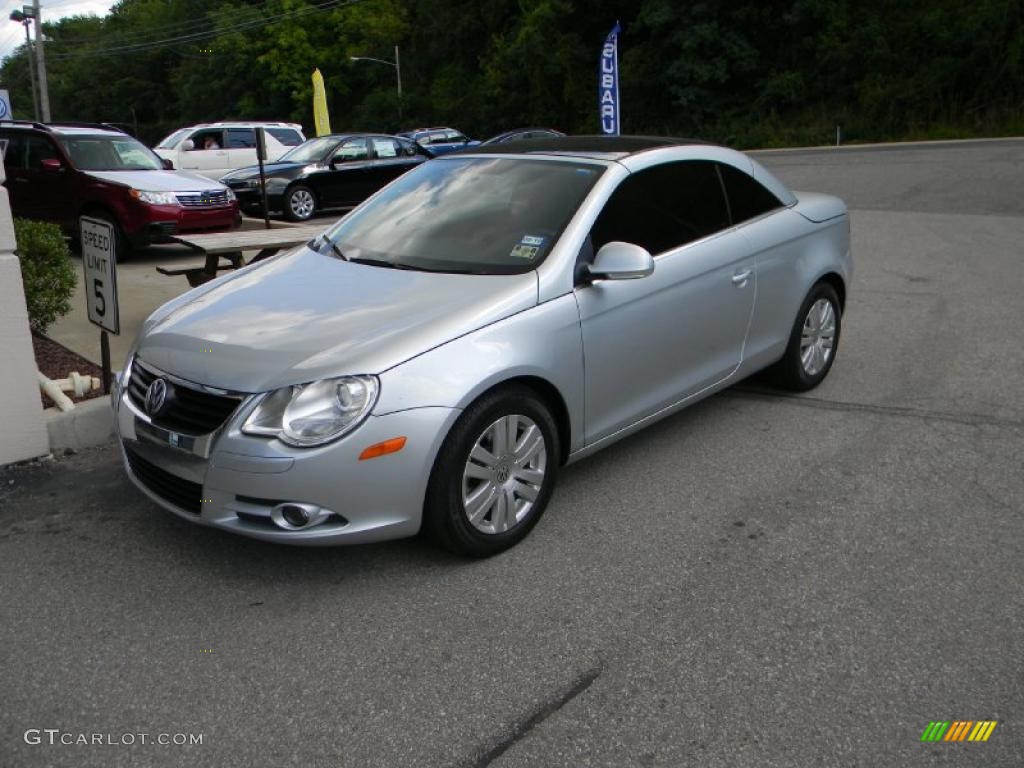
[{"xmin": 31, "ymin": 332, "xmax": 108, "ymax": 410}]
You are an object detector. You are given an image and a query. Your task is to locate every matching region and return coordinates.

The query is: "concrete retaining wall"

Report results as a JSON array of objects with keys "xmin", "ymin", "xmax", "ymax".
[{"xmin": 0, "ymin": 161, "xmax": 48, "ymax": 465}]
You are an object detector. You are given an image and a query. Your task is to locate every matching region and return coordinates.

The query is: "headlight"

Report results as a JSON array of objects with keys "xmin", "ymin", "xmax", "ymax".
[
  {"xmin": 130, "ymin": 189, "xmax": 179, "ymax": 206},
  {"xmin": 224, "ymin": 187, "xmax": 236, "ymax": 201},
  {"xmin": 241, "ymin": 375, "xmax": 379, "ymax": 447}
]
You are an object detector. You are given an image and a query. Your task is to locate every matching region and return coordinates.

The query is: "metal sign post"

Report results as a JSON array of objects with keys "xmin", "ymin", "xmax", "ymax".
[
  {"xmin": 255, "ymin": 127, "xmax": 271, "ymax": 229},
  {"xmin": 80, "ymin": 216, "xmax": 119, "ymax": 393}
]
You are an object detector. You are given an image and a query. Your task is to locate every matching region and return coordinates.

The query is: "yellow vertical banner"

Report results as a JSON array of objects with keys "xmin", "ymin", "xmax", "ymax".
[{"xmin": 312, "ymin": 68, "xmax": 331, "ymax": 137}]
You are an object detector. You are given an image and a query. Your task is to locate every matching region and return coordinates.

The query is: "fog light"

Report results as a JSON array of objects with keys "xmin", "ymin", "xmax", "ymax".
[
  {"xmin": 281, "ymin": 504, "xmax": 308, "ymax": 527},
  {"xmin": 270, "ymin": 502, "xmax": 330, "ymax": 530}
]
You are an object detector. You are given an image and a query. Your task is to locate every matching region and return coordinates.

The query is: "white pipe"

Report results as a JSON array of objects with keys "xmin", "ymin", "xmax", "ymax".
[
  {"xmin": 51, "ymin": 371, "xmax": 101, "ymax": 397},
  {"xmin": 37, "ymin": 371, "xmax": 75, "ymax": 412}
]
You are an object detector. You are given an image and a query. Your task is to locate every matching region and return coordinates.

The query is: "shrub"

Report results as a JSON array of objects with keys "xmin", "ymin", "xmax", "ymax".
[{"xmin": 14, "ymin": 218, "xmax": 77, "ymax": 335}]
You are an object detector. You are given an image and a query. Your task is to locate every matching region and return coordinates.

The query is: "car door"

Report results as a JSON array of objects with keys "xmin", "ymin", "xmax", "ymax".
[
  {"xmin": 225, "ymin": 127, "xmax": 258, "ymax": 170},
  {"xmin": 313, "ymin": 138, "xmax": 372, "ymax": 207},
  {"xmin": 369, "ymin": 137, "xmax": 425, "ymax": 188},
  {"xmin": 1, "ymin": 132, "xmax": 33, "ymax": 217},
  {"xmin": 179, "ymin": 129, "xmax": 229, "ymax": 178},
  {"xmin": 20, "ymin": 133, "xmax": 74, "ymax": 224},
  {"xmin": 574, "ymin": 160, "xmax": 757, "ymax": 445}
]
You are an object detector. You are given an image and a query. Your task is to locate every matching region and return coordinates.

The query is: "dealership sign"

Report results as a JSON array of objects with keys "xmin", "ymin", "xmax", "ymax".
[{"xmin": 598, "ymin": 22, "xmax": 621, "ymax": 135}]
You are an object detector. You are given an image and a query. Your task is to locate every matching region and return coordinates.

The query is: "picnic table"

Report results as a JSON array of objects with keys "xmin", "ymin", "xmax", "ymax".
[{"xmin": 156, "ymin": 223, "xmax": 330, "ymax": 287}]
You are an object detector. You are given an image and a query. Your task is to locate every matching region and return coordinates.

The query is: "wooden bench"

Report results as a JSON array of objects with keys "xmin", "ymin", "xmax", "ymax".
[{"xmin": 156, "ymin": 223, "xmax": 332, "ymax": 287}]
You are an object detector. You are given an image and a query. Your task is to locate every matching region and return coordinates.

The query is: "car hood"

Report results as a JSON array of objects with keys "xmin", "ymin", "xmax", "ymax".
[
  {"xmin": 136, "ymin": 246, "xmax": 539, "ymax": 393},
  {"xmin": 87, "ymin": 169, "xmax": 226, "ymax": 191}
]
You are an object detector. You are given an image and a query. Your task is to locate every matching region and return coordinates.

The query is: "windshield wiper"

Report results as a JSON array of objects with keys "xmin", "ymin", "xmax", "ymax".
[
  {"xmin": 348, "ymin": 257, "xmax": 421, "ymax": 271},
  {"xmin": 312, "ymin": 235, "xmax": 348, "ymax": 261}
]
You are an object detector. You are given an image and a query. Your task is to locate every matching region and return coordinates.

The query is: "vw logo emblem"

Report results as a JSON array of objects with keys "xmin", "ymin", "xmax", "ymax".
[{"xmin": 145, "ymin": 378, "xmax": 168, "ymax": 416}]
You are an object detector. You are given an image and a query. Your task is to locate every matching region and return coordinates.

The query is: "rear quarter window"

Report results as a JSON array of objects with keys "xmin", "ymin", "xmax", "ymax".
[
  {"xmin": 266, "ymin": 128, "xmax": 303, "ymax": 147},
  {"xmin": 717, "ymin": 162, "xmax": 783, "ymax": 224}
]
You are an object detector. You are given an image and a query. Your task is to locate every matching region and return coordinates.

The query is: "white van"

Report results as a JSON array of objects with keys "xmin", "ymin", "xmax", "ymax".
[{"xmin": 153, "ymin": 122, "xmax": 305, "ymax": 180}]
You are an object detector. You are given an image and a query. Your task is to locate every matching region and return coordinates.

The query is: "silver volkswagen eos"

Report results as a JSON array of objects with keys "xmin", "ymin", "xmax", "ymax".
[{"xmin": 114, "ymin": 136, "xmax": 851, "ymax": 556}]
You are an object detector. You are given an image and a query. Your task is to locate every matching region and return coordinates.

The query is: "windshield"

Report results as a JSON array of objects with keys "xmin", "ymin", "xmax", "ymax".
[
  {"xmin": 322, "ymin": 157, "xmax": 605, "ymax": 274},
  {"xmin": 155, "ymin": 128, "xmax": 191, "ymax": 149},
  {"xmin": 60, "ymin": 135, "xmax": 164, "ymax": 171},
  {"xmin": 279, "ymin": 137, "xmax": 340, "ymax": 164}
]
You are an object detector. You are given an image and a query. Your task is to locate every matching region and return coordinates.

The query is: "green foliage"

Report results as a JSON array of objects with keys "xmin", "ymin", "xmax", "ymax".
[
  {"xmin": 14, "ymin": 219, "xmax": 77, "ymax": 335},
  {"xmin": 0, "ymin": 0, "xmax": 1020, "ymax": 146}
]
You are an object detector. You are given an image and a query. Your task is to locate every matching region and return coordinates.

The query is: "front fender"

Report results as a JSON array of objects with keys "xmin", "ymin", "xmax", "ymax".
[{"xmin": 375, "ymin": 293, "xmax": 585, "ymax": 454}]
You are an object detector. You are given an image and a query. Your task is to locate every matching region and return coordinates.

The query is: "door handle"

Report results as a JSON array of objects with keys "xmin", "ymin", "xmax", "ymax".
[{"xmin": 731, "ymin": 269, "xmax": 753, "ymax": 286}]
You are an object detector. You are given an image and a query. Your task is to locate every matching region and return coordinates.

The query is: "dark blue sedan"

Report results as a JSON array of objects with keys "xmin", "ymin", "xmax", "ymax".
[{"xmin": 397, "ymin": 127, "xmax": 480, "ymax": 155}]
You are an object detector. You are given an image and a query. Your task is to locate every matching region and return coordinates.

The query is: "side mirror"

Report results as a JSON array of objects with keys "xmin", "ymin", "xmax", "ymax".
[
  {"xmin": 587, "ymin": 241, "xmax": 655, "ymax": 280},
  {"xmin": 161, "ymin": 157, "xmax": 174, "ymax": 170},
  {"xmin": 40, "ymin": 158, "xmax": 63, "ymax": 173},
  {"xmin": 182, "ymin": 139, "xmax": 195, "ymax": 151}
]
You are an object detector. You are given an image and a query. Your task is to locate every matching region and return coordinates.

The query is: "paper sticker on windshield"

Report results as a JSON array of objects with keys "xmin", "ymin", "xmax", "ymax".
[{"xmin": 510, "ymin": 235, "xmax": 546, "ymax": 260}]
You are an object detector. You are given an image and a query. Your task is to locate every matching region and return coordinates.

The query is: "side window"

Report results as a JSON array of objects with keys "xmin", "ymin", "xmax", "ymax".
[
  {"xmin": 266, "ymin": 128, "xmax": 303, "ymax": 147},
  {"xmin": 371, "ymin": 138, "xmax": 400, "ymax": 158},
  {"xmin": 226, "ymin": 128, "xmax": 256, "ymax": 148},
  {"xmin": 26, "ymin": 136, "xmax": 59, "ymax": 170},
  {"xmin": 590, "ymin": 161, "xmax": 730, "ymax": 255},
  {"xmin": 428, "ymin": 131, "xmax": 447, "ymax": 145},
  {"xmin": 717, "ymin": 162, "xmax": 783, "ymax": 224},
  {"xmin": 1, "ymin": 134, "xmax": 24, "ymax": 169},
  {"xmin": 445, "ymin": 130, "xmax": 467, "ymax": 143},
  {"xmin": 334, "ymin": 139, "xmax": 369, "ymax": 162},
  {"xmin": 189, "ymin": 130, "xmax": 224, "ymax": 150}
]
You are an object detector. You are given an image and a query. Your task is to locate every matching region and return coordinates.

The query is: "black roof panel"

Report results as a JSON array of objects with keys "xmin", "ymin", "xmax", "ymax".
[{"xmin": 463, "ymin": 134, "xmax": 710, "ymax": 157}]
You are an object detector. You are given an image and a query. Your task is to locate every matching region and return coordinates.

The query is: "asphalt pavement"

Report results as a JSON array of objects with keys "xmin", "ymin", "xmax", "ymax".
[{"xmin": 2, "ymin": 139, "xmax": 1022, "ymax": 767}]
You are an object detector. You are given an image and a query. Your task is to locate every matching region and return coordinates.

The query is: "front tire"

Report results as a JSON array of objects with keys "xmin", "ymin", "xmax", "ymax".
[
  {"xmin": 284, "ymin": 184, "xmax": 316, "ymax": 221},
  {"xmin": 424, "ymin": 386, "xmax": 561, "ymax": 557},
  {"xmin": 82, "ymin": 211, "xmax": 132, "ymax": 261},
  {"xmin": 771, "ymin": 282, "xmax": 842, "ymax": 391}
]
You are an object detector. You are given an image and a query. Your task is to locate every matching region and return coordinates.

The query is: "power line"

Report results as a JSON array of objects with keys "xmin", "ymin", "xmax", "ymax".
[
  {"xmin": 48, "ymin": 0, "xmax": 361, "ymax": 59},
  {"xmin": 49, "ymin": 2, "xmax": 279, "ymax": 49}
]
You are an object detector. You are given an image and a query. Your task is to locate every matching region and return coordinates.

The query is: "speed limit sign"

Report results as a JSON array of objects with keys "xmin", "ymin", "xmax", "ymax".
[{"xmin": 80, "ymin": 216, "xmax": 119, "ymax": 335}]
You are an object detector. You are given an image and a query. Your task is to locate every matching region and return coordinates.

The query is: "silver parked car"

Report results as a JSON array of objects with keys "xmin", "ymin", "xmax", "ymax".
[{"xmin": 113, "ymin": 136, "xmax": 851, "ymax": 556}]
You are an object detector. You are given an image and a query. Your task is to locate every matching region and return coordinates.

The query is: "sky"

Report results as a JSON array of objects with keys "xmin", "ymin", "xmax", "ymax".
[{"xmin": 0, "ymin": 0, "xmax": 115, "ymax": 64}]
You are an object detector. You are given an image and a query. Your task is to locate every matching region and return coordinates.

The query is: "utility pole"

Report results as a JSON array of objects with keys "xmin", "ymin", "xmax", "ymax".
[
  {"xmin": 9, "ymin": 10, "xmax": 39, "ymax": 120},
  {"xmin": 31, "ymin": 0, "xmax": 50, "ymax": 121},
  {"xmin": 394, "ymin": 45, "xmax": 402, "ymax": 123}
]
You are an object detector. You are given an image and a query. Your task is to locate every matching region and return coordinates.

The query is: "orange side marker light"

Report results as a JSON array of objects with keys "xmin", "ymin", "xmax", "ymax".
[{"xmin": 358, "ymin": 436, "xmax": 407, "ymax": 461}]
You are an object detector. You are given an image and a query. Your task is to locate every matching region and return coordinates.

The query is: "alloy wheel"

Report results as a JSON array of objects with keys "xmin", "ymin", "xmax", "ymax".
[
  {"xmin": 461, "ymin": 414, "xmax": 547, "ymax": 535},
  {"xmin": 800, "ymin": 298, "xmax": 836, "ymax": 376},
  {"xmin": 289, "ymin": 189, "xmax": 315, "ymax": 219}
]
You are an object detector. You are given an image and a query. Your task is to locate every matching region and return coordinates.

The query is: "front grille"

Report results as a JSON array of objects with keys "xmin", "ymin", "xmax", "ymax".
[
  {"xmin": 127, "ymin": 359, "xmax": 242, "ymax": 435},
  {"xmin": 176, "ymin": 190, "xmax": 230, "ymax": 207},
  {"xmin": 124, "ymin": 444, "xmax": 202, "ymax": 514}
]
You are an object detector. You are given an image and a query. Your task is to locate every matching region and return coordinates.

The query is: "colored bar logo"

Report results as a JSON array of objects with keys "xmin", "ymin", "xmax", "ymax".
[{"xmin": 921, "ymin": 721, "xmax": 997, "ymax": 742}]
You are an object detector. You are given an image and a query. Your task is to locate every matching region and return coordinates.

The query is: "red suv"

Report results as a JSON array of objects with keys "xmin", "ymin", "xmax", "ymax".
[{"xmin": 0, "ymin": 121, "xmax": 241, "ymax": 258}]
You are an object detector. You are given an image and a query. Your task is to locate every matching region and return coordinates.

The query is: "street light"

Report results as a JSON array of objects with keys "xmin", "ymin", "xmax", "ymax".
[
  {"xmin": 8, "ymin": 9, "xmax": 39, "ymax": 121},
  {"xmin": 350, "ymin": 45, "xmax": 402, "ymax": 122}
]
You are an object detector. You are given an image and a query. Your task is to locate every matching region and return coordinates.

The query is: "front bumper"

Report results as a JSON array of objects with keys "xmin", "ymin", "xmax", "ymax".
[
  {"xmin": 232, "ymin": 187, "xmax": 285, "ymax": 215},
  {"xmin": 111, "ymin": 363, "xmax": 459, "ymax": 546},
  {"xmin": 124, "ymin": 202, "xmax": 242, "ymax": 246}
]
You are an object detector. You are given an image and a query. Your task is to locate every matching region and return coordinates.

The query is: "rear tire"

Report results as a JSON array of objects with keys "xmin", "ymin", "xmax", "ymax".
[
  {"xmin": 770, "ymin": 282, "xmax": 842, "ymax": 391},
  {"xmin": 424, "ymin": 385, "xmax": 560, "ymax": 557}
]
